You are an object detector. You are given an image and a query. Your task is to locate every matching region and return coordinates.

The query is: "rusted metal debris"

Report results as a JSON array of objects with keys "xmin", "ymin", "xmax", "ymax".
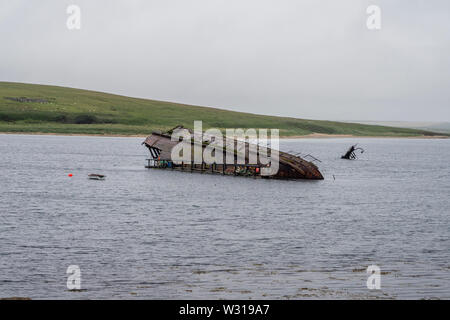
[
  {"xmin": 142, "ymin": 126, "xmax": 324, "ymax": 180},
  {"xmin": 341, "ymin": 144, "xmax": 364, "ymax": 160}
]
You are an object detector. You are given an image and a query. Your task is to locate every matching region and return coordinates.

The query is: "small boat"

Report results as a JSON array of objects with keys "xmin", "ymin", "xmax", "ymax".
[{"xmin": 88, "ymin": 174, "xmax": 106, "ymax": 180}]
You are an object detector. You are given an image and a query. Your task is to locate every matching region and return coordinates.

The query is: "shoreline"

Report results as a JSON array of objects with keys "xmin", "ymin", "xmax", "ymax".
[
  {"xmin": 280, "ymin": 133, "xmax": 449, "ymax": 139},
  {"xmin": 0, "ymin": 131, "xmax": 448, "ymax": 139}
]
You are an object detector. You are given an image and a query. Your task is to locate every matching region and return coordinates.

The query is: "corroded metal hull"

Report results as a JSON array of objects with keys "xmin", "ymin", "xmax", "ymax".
[{"xmin": 143, "ymin": 128, "xmax": 323, "ymax": 180}]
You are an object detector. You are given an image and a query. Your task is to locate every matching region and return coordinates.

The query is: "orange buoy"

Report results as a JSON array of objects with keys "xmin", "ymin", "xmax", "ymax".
[{"xmin": 255, "ymin": 168, "xmax": 260, "ymax": 173}]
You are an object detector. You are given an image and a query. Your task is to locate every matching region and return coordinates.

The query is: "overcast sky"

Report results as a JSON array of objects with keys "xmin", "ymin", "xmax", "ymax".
[{"xmin": 0, "ymin": 0, "xmax": 449, "ymax": 121}]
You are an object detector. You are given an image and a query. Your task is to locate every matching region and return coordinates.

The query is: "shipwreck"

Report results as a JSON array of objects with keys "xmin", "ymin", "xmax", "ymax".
[
  {"xmin": 142, "ymin": 126, "xmax": 324, "ymax": 180},
  {"xmin": 341, "ymin": 144, "xmax": 364, "ymax": 160}
]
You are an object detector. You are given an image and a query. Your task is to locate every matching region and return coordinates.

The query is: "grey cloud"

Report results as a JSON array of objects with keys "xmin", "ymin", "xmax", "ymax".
[{"xmin": 0, "ymin": 0, "xmax": 449, "ymax": 121}]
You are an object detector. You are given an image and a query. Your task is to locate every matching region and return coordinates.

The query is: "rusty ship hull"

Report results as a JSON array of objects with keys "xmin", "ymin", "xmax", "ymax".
[{"xmin": 143, "ymin": 128, "xmax": 323, "ymax": 180}]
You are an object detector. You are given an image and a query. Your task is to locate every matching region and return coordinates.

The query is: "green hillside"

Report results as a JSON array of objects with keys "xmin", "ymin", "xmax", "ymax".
[{"xmin": 0, "ymin": 82, "xmax": 444, "ymax": 137}]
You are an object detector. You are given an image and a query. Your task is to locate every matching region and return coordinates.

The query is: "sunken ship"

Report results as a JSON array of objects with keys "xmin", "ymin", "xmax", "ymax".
[{"xmin": 143, "ymin": 126, "xmax": 323, "ymax": 180}]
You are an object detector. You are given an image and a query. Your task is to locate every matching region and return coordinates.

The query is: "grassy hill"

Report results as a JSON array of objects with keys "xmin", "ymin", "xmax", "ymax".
[
  {"xmin": 348, "ymin": 121, "xmax": 450, "ymax": 135},
  {"xmin": 0, "ymin": 82, "xmax": 445, "ymax": 137}
]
